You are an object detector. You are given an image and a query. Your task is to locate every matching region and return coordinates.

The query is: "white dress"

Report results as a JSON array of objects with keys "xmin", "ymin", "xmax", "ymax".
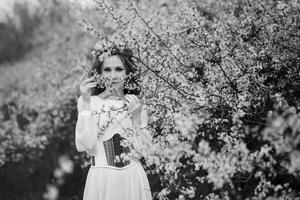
[{"xmin": 75, "ymin": 95, "xmax": 153, "ymax": 200}]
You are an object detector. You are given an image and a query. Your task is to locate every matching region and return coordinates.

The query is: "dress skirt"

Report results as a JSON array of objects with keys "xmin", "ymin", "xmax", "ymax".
[
  {"xmin": 83, "ymin": 162, "xmax": 152, "ymax": 200},
  {"xmin": 76, "ymin": 95, "xmax": 153, "ymax": 200}
]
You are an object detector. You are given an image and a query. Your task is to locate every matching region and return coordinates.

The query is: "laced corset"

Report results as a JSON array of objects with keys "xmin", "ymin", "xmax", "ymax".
[
  {"xmin": 75, "ymin": 95, "xmax": 151, "ymax": 168},
  {"xmin": 91, "ymin": 97, "xmax": 134, "ymax": 167}
]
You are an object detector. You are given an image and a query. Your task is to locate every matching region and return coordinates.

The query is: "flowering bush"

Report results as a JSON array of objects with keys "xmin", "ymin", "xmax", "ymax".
[
  {"xmin": 0, "ymin": 0, "xmax": 299, "ymax": 199},
  {"xmin": 0, "ymin": 1, "xmax": 97, "ymax": 199},
  {"xmin": 78, "ymin": 0, "xmax": 300, "ymax": 199}
]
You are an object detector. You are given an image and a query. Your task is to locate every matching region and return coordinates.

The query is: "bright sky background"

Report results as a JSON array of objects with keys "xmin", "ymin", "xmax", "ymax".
[
  {"xmin": 0, "ymin": 0, "xmax": 39, "ymax": 22},
  {"xmin": 0, "ymin": 0, "xmax": 93, "ymax": 22},
  {"xmin": 0, "ymin": 0, "xmax": 14, "ymax": 20}
]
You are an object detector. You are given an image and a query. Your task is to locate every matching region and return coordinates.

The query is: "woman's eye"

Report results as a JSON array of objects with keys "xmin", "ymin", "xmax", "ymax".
[
  {"xmin": 116, "ymin": 68, "xmax": 124, "ymax": 71},
  {"xmin": 103, "ymin": 68, "xmax": 111, "ymax": 72}
]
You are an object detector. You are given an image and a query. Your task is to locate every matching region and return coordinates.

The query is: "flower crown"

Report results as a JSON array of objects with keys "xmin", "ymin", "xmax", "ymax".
[
  {"xmin": 92, "ymin": 45, "xmax": 136, "ymax": 63},
  {"xmin": 82, "ymin": 45, "xmax": 141, "ymax": 89}
]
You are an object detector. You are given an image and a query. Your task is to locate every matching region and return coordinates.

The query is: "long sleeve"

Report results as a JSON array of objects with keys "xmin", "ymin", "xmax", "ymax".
[{"xmin": 75, "ymin": 96, "xmax": 97, "ymax": 155}]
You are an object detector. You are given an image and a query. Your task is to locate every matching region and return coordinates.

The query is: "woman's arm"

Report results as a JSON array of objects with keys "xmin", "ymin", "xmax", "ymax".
[
  {"xmin": 131, "ymin": 104, "xmax": 152, "ymax": 155},
  {"xmin": 75, "ymin": 96, "xmax": 97, "ymax": 155}
]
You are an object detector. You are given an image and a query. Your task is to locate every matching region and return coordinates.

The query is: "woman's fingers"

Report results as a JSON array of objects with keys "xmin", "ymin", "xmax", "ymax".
[
  {"xmin": 124, "ymin": 95, "xmax": 141, "ymax": 112},
  {"xmin": 130, "ymin": 95, "xmax": 141, "ymax": 106},
  {"xmin": 79, "ymin": 78, "xmax": 94, "ymax": 88},
  {"xmin": 83, "ymin": 81, "xmax": 98, "ymax": 88},
  {"xmin": 79, "ymin": 74, "xmax": 98, "ymax": 98},
  {"xmin": 86, "ymin": 80, "xmax": 98, "ymax": 84},
  {"xmin": 125, "ymin": 94, "xmax": 138, "ymax": 101},
  {"xmin": 81, "ymin": 81, "xmax": 97, "ymax": 88},
  {"xmin": 79, "ymin": 73, "xmax": 86, "ymax": 80},
  {"xmin": 125, "ymin": 95, "xmax": 135, "ymax": 104},
  {"xmin": 85, "ymin": 82, "xmax": 97, "ymax": 88},
  {"xmin": 83, "ymin": 77, "xmax": 95, "ymax": 84},
  {"xmin": 80, "ymin": 70, "xmax": 89, "ymax": 79},
  {"xmin": 124, "ymin": 95, "xmax": 133, "ymax": 109},
  {"xmin": 79, "ymin": 73, "xmax": 90, "ymax": 84},
  {"xmin": 124, "ymin": 95, "xmax": 130, "ymax": 105},
  {"xmin": 130, "ymin": 95, "xmax": 140, "ymax": 105}
]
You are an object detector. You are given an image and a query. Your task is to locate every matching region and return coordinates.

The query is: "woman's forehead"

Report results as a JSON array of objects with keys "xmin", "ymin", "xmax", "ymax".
[{"xmin": 103, "ymin": 55, "xmax": 124, "ymax": 67}]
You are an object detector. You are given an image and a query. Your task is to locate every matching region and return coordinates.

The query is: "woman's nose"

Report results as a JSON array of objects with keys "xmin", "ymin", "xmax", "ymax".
[{"xmin": 107, "ymin": 70, "xmax": 116, "ymax": 76}]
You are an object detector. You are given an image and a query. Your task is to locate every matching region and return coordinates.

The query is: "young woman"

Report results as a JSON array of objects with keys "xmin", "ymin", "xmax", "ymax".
[{"xmin": 75, "ymin": 48, "xmax": 152, "ymax": 200}]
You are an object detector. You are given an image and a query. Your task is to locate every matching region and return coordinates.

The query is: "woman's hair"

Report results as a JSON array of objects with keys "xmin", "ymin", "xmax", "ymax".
[{"xmin": 89, "ymin": 47, "xmax": 141, "ymax": 96}]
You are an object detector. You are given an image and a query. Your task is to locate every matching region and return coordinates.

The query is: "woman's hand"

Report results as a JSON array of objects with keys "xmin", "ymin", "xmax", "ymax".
[
  {"xmin": 124, "ymin": 95, "xmax": 143, "ymax": 127},
  {"xmin": 79, "ymin": 73, "xmax": 98, "ymax": 102},
  {"xmin": 124, "ymin": 94, "xmax": 142, "ymax": 114}
]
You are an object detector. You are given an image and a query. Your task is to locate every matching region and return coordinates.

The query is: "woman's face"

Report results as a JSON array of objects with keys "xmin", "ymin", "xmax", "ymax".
[{"xmin": 101, "ymin": 55, "xmax": 127, "ymax": 89}]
